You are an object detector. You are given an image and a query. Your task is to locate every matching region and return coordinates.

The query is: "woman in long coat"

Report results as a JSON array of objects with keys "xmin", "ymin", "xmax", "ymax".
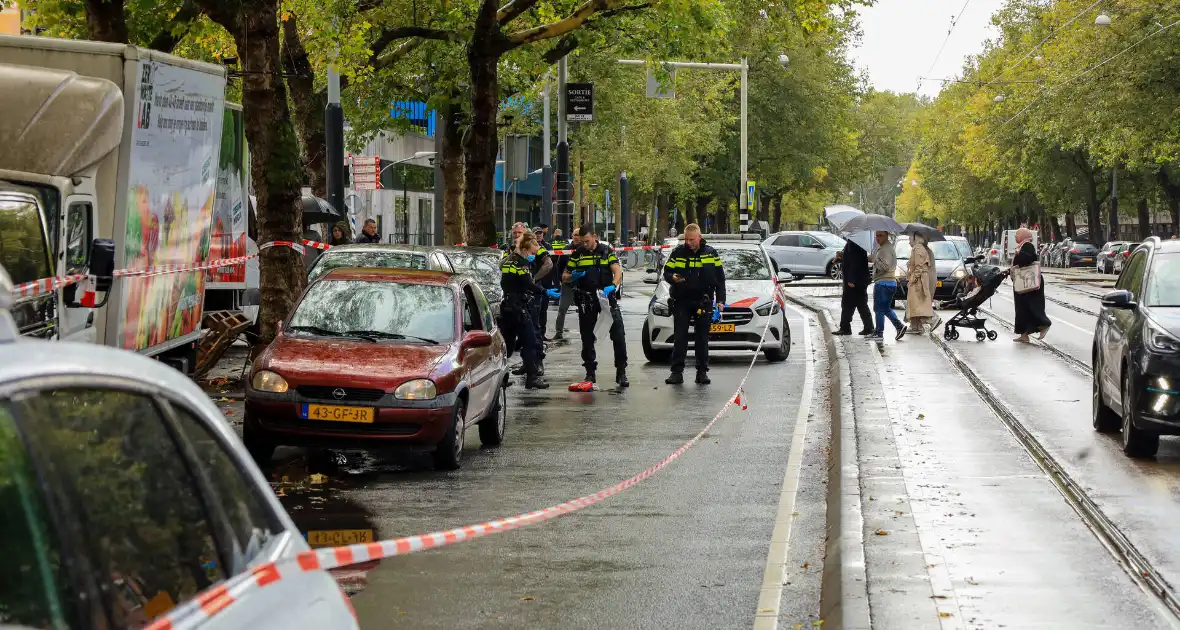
[
  {"xmin": 1012, "ymin": 227, "xmax": 1051, "ymax": 342},
  {"xmin": 905, "ymin": 233, "xmax": 937, "ymax": 333}
]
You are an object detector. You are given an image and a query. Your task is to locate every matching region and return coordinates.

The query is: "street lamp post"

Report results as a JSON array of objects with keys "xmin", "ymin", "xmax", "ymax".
[
  {"xmin": 617, "ymin": 56, "xmax": 785, "ymax": 234},
  {"xmin": 377, "ymin": 151, "xmax": 436, "ymax": 244}
]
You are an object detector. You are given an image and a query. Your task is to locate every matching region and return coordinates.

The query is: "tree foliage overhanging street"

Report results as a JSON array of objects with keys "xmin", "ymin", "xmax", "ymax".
[{"xmin": 25, "ymin": 0, "xmax": 1180, "ymax": 336}]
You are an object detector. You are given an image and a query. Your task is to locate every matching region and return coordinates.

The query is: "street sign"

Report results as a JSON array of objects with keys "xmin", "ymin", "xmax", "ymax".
[
  {"xmin": 566, "ymin": 83, "xmax": 594, "ymax": 122},
  {"xmin": 351, "ymin": 156, "xmax": 381, "ymax": 190},
  {"xmin": 747, "ymin": 181, "xmax": 756, "ymax": 211}
]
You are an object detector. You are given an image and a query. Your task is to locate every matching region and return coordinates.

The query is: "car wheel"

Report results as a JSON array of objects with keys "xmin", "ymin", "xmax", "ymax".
[
  {"xmin": 642, "ymin": 321, "xmax": 671, "ymax": 363},
  {"xmin": 1092, "ymin": 353, "xmax": 1119, "ymax": 432},
  {"xmin": 1121, "ymin": 370, "xmax": 1159, "ymax": 458},
  {"xmin": 478, "ymin": 381, "xmax": 507, "ymax": 446},
  {"xmin": 243, "ymin": 410, "xmax": 276, "ymax": 466},
  {"xmin": 764, "ymin": 315, "xmax": 790, "ymax": 362},
  {"xmin": 433, "ymin": 398, "xmax": 467, "ymax": 470}
]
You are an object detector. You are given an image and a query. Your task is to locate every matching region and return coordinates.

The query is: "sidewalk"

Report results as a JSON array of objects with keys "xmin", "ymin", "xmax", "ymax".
[{"xmin": 811, "ymin": 298, "xmax": 1160, "ymax": 628}]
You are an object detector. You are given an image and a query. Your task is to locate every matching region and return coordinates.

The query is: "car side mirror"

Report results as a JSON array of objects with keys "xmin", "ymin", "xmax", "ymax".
[
  {"xmin": 88, "ymin": 238, "xmax": 116, "ymax": 292},
  {"xmin": 1101, "ymin": 290, "xmax": 1136, "ymax": 309},
  {"xmin": 776, "ymin": 270, "xmax": 795, "ymax": 284},
  {"xmin": 462, "ymin": 330, "xmax": 493, "ymax": 349}
]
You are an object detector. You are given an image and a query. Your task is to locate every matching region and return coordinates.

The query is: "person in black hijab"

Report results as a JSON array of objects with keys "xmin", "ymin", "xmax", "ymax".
[{"xmin": 835, "ymin": 239, "xmax": 874, "ymax": 336}]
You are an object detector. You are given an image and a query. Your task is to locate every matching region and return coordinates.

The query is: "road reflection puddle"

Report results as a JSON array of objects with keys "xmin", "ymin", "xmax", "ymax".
[{"xmin": 268, "ymin": 457, "xmax": 382, "ymax": 598}]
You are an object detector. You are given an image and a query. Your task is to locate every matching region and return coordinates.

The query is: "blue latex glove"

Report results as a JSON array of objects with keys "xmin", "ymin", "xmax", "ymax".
[
  {"xmin": 602, "ymin": 284, "xmax": 618, "ymax": 298},
  {"xmin": 569, "ymin": 270, "xmax": 587, "ymax": 281},
  {"xmin": 546, "ymin": 288, "xmax": 561, "ymax": 299},
  {"xmin": 712, "ymin": 303, "xmax": 726, "ymax": 323}
]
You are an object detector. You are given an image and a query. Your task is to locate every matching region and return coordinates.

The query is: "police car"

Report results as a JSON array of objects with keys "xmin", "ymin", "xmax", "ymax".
[{"xmin": 642, "ymin": 235, "xmax": 794, "ymax": 363}]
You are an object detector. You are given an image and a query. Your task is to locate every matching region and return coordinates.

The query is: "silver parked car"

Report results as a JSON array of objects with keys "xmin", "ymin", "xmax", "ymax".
[
  {"xmin": 762, "ymin": 231, "xmax": 846, "ymax": 278},
  {"xmin": 0, "ymin": 266, "xmax": 357, "ymax": 630}
]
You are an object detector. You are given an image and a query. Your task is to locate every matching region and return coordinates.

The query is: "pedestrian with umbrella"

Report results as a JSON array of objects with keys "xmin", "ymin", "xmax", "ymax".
[
  {"xmin": 905, "ymin": 232, "xmax": 941, "ymax": 334},
  {"xmin": 834, "ymin": 214, "xmax": 904, "ymax": 337}
]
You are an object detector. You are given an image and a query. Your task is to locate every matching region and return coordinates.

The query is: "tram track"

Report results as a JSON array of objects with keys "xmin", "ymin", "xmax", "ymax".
[{"xmin": 931, "ymin": 331, "xmax": 1180, "ymax": 627}]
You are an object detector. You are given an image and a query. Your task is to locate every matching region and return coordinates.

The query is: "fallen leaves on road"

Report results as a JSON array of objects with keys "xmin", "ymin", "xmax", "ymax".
[
  {"xmin": 801, "ymin": 562, "xmax": 809, "ymax": 569},
  {"xmin": 917, "ymin": 413, "xmax": 925, "ymax": 420},
  {"xmin": 939, "ymin": 612, "xmax": 953, "ymax": 618},
  {"xmin": 309, "ymin": 473, "xmax": 328, "ymax": 484},
  {"xmin": 520, "ymin": 596, "xmax": 535, "ymax": 601},
  {"xmin": 874, "ymin": 530, "xmax": 889, "ymax": 536}
]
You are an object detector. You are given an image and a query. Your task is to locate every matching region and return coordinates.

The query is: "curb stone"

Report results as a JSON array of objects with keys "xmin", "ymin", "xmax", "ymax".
[{"xmin": 784, "ymin": 292, "xmax": 871, "ymax": 630}]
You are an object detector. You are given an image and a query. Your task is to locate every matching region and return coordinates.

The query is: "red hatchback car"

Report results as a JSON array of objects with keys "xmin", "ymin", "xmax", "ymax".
[{"xmin": 244, "ymin": 268, "xmax": 509, "ymax": 470}]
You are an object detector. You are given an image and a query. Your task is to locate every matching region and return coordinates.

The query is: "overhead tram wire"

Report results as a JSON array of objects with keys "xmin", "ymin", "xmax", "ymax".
[
  {"xmin": 920, "ymin": 16, "xmax": 1180, "ymax": 185},
  {"xmin": 917, "ymin": 0, "xmax": 973, "ymax": 93},
  {"xmin": 919, "ymin": 0, "xmax": 1110, "ymax": 151}
]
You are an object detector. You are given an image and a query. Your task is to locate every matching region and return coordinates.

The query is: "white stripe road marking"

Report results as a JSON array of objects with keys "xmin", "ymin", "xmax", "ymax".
[
  {"xmin": 990, "ymin": 292, "xmax": 1095, "ymax": 336},
  {"xmin": 753, "ymin": 306, "xmax": 814, "ymax": 629}
]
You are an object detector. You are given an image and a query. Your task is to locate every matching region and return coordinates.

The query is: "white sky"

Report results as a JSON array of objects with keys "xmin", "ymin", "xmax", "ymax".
[{"xmin": 850, "ymin": 0, "xmax": 1007, "ymax": 97}]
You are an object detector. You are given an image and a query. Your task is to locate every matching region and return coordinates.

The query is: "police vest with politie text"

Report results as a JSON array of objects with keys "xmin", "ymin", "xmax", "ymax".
[
  {"xmin": 500, "ymin": 253, "xmax": 545, "ymax": 310},
  {"xmin": 662, "ymin": 240, "xmax": 727, "ymax": 305}
]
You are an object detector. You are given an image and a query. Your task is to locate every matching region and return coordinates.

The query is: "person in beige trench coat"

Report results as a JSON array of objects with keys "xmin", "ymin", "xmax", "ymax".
[{"xmin": 905, "ymin": 233, "xmax": 941, "ymax": 333}]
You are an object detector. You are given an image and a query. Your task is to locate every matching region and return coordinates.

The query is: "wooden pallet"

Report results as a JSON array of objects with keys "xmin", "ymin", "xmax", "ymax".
[{"xmin": 194, "ymin": 311, "xmax": 252, "ymax": 378}]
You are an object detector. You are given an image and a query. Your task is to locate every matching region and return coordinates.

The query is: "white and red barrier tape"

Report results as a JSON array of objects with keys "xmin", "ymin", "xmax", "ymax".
[
  {"xmin": 12, "ymin": 241, "xmax": 670, "ymax": 299},
  {"xmin": 145, "ymin": 315, "xmax": 774, "ymax": 630}
]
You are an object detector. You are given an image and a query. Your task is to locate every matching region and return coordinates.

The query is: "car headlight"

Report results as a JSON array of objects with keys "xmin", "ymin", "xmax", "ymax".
[
  {"xmin": 251, "ymin": 370, "xmax": 289, "ymax": 393},
  {"xmin": 755, "ymin": 301, "xmax": 781, "ymax": 316},
  {"xmin": 1145, "ymin": 321, "xmax": 1180, "ymax": 355},
  {"xmin": 951, "ymin": 268, "xmax": 967, "ymax": 280},
  {"xmin": 650, "ymin": 301, "xmax": 672, "ymax": 317},
  {"xmin": 394, "ymin": 379, "xmax": 437, "ymax": 400}
]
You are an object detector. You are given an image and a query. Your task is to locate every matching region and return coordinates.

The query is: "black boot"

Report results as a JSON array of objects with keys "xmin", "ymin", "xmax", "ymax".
[
  {"xmin": 525, "ymin": 374, "xmax": 550, "ymax": 390},
  {"xmin": 536, "ymin": 361, "xmax": 545, "ymax": 377},
  {"xmin": 695, "ymin": 371, "xmax": 711, "ymax": 385},
  {"xmin": 616, "ymin": 369, "xmax": 630, "ymax": 388},
  {"xmin": 585, "ymin": 370, "xmax": 596, "ymax": 383},
  {"xmin": 665, "ymin": 372, "xmax": 684, "ymax": 385},
  {"xmin": 511, "ymin": 363, "xmax": 526, "ymax": 376}
]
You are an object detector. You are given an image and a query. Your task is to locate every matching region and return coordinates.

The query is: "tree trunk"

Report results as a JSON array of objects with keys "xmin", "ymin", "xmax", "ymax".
[
  {"xmin": 694, "ymin": 195, "xmax": 712, "ymax": 231},
  {"xmin": 1049, "ymin": 215, "xmax": 1062, "ymax": 241},
  {"xmin": 461, "ymin": 1, "xmax": 504, "ymax": 246},
  {"xmin": 684, "ymin": 194, "xmax": 695, "ymax": 226},
  {"xmin": 282, "ymin": 16, "xmax": 326, "ymax": 198},
  {"xmin": 200, "ymin": 0, "xmax": 305, "ymax": 345},
  {"xmin": 656, "ymin": 190, "xmax": 670, "ymax": 238},
  {"xmin": 83, "ymin": 0, "xmax": 128, "ymax": 43},
  {"xmin": 759, "ymin": 194, "xmax": 772, "ymax": 226},
  {"xmin": 1138, "ymin": 198, "xmax": 1151, "ymax": 241},
  {"xmin": 1159, "ymin": 170, "xmax": 1180, "ymax": 236},
  {"xmin": 1065, "ymin": 213, "xmax": 1077, "ymax": 239},
  {"xmin": 439, "ymin": 101, "xmax": 465, "ymax": 244},
  {"xmin": 771, "ymin": 194, "xmax": 783, "ymax": 232}
]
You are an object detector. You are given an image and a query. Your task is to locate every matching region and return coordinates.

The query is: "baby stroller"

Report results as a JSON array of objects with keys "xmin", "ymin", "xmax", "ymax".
[{"xmin": 936, "ymin": 264, "xmax": 1008, "ymax": 341}]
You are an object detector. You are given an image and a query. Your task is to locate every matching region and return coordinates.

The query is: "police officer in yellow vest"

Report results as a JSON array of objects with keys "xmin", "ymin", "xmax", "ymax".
[
  {"xmin": 562, "ymin": 225, "xmax": 628, "ymax": 388},
  {"xmin": 663, "ymin": 223, "xmax": 726, "ymax": 385},
  {"xmin": 500, "ymin": 232, "xmax": 550, "ymax": 389}
]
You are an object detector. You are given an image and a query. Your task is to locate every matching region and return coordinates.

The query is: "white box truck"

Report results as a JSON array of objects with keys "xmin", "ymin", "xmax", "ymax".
[
  {"xmin": 0, "ymin": 34, "xmax": 227, "ymax": 372},
  {"xmin": 1000, "ymin": 229, "xmax": 1037, "ymax": 266}
]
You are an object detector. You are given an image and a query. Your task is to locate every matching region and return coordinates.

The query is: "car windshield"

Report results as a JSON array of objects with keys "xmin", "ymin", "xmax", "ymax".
[
  {"xmin": 812, "ymin": 232, "xmax": 846, "ymax": 248},
  {"xmin": 894, "ymin": 241, "xmax": 961, "ymax": 261},
  {"xmin": 288, "ymin": 279, "xmax": 455, "ymax": 343},
  {"xmin": 1145, "ymin": 255, "xmax": 1180, "ymax": 307},
  {"xmin": 717, "ymin": 248, "xmax": 771, "ymax": 280},
  {"xmin": 448, "ymin": 252, "xmax": 500, "ymax": 281},
  {"xmin": 950, "ymin": 240, "xmax": 972, "ymax": 258},
  {"xmin": 309, "ymin": 250, "xmax": 428, "ymax": 281}
]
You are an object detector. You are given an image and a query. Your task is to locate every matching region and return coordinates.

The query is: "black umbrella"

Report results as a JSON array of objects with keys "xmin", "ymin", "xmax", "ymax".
[
  {"xmin": 299, "ymin": 196, "xmax": 343, "ymax": 227},
  {"xmin": 900, "ymin": 222, "xmax": 947, "ymax": 242}
]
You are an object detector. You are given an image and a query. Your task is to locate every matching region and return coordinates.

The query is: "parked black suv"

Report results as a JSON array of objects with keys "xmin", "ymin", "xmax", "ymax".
[{"xmin": 1093, "ymin": 237, "xmax": 1180, "ymax": 457}]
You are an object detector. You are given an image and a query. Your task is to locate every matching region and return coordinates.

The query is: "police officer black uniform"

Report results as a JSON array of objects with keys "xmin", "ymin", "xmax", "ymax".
[
  {"xmin": 662, "ymin": 226, "xmax": 726, "ymax": 385},
  {"xmin": 530, "ymin": 226, "xmax": 556, "ymax": 341},
  {"xmin": 500, "ymin": 233, "xmax": 549, "ymax": 390},
  {"xmin": 563, "ymin": 226, "xmax": 628, "ymax": 388}
]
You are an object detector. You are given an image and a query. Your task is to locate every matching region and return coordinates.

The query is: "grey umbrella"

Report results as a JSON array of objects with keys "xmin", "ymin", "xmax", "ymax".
[
  {"xmin": 840, "ymin": 213, "xmax": 904, "ymax": 234},
  {"xmin": 900, "ymin": 222, "xmax": 946, "ymax": 242}
]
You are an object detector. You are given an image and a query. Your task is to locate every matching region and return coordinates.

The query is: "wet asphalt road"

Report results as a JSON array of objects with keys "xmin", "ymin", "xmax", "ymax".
[
  {"xmin": 796, "ymin": 269, "xmax": 1180, "ymax": 628},
  {"xmin": 211, "ymin": 279, "xmax": 828, "ymax": 629}
]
